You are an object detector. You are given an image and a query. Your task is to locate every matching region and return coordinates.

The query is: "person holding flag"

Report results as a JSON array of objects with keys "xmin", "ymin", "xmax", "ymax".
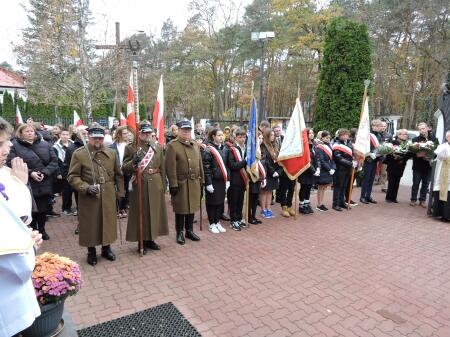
[
  {"xmin": 227, "ymin": 128, "xmax": 249, "ymax": 230},
  {"xmin": 359, "ymin": 119, "xmax": 383, "ymax": 204},
  {"xmin": 122, "ymin": 120, "xmax": 168, "ymax": 254},
  {"xmin": 202, "ymin": 128, "xmax": 229, "ymax": 234},
  {"xmin": 248, "ymin": 131, "xmax": 265, "ymax": 224}
]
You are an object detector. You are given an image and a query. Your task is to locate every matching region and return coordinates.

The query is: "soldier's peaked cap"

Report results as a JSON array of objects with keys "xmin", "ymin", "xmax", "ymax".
[
  {"xmin": 176, "ymin": 120, "xmax": 192, "ymax": 129},
  {"xmin": 88, "ymin": 122, "xmax": 105, "ymax": 138},
  {"xmin": 139, "ymin": 120, "xmax": 152, "ymax": 133}
]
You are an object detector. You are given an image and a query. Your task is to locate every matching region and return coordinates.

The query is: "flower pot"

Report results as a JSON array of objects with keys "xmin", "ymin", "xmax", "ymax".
[{"xmin": 21, "ymin": 300, "xmax": 65, "ymax": 337}]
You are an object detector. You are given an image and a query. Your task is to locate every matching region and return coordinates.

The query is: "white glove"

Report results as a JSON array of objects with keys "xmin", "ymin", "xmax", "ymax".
[
  {"xmin": 352, "ymin": 160, "xmax": 358, "ymax": 168},
  {"xmin": 273, "ymin": 172, "xmax": 279, "ymax": 178},
  {"xmin": 313, "ymin": 168, "xmax": 320, "ymax": 177},
  {"xmin": 261, "ymin": 179, "xmax": 267, "ymax": 188},
  {"xmin": 329, "ymin": 169, "xmax": 335, "ymax": 175},
  {"xmin": 369, "ymin": 153, "xmax": 376, "ymax": 160},
  {"xmin": 226, "ymin": 181, "xmax": 230, "ymax": 191},
  {"xmin": 206, "ymin": 185, "xmax": 214, "ymax": 193}
]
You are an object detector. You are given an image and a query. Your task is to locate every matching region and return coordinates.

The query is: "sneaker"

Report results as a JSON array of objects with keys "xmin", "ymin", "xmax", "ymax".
[
  {"xmin": 410, "ymin": 201, "xmax": 417, "ymax": 207},
  {"xmin": 266, "ymin": 209, "xmax": 274, "ymax": 218},
  {"xmin": 316, "ymin": 205, "xmax": 328, "ymax": 212},
  {"xmin": 215, "ymin": 222, "xmax": 226, "ymax": 233},
  {"xmin": 230, "ymin": 221, "xmax": 242, "ymax": 231},
  {"xmin": 73, "ymin": 210, "xmax": 78, "ymax": 216},
  {"xmin": 63, "ymin": 210, "xmax": 73, "ymax": 216},
  {"xmin": 349, "ymin": 200, "xmax": 358, "ymax": 206},
  {"xmin": 209, "ymin": 224, "xmax": 220, "ymax": 234},
  {"xmin": 238, "ymin": 220, "xmax": 247, "ymax": 229}
]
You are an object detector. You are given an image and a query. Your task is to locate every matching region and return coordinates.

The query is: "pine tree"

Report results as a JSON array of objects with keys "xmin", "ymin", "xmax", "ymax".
[
  {"xmin": 314, "ymin": 17, "xmax": 372, "ymax": 133},
  {"xmin": 2, "ymin": 92, "xmax": 15, "ymax": 118}
]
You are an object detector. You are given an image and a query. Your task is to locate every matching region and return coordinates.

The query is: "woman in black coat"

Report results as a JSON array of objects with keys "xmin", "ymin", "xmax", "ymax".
[
  {"xmin": 314, "ymin": 131, "xmax": 335, "ymax": 211},
  {"xmin": 8, "ymin": 124, "xmax": 58, "ymax": 240},
  {"xmin": 203, "ymin": 128, "xmax": 230, "ymax": 234},
  {"xmin": 385, "ymin": 129, "xmax": 410, "ymax": 203},
  {"xmin": 298, "ymin": 129, "xmax": 318, "ymax": 214}
]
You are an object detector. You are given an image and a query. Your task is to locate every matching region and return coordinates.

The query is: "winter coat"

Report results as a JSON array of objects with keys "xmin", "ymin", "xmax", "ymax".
[
  {"xmin": 122, "ymin": 141, "xmax": 169, "ymax": 242},
  {"xmin": 385, "ymin": 139, "xmax": 411, "ymax": 177},
  {"xmin": 53, "ymin": 139, "xmax": 73, "ymax": 177},
  {"xmin": 63, "ymin": 138, "xmax": 84, "ymax": 178},
  {"xmin": 67, "ymin": 145, "xmax": 124, "ymax": 247},
  {"xmin": 227, "ymin": 143, "xmax": 247, "ymax": 186},
  {"xmin": 315, "ymin": 143, "xmax": 336, "ymax": 185},
  {"xmin": 411, "ymin": 134, "xmax": 439, "ymax": 172},
  {"xmin": 203, "ymin": 142, "xmax": 229, "ymax": 205},
  {"xmin": 165, "ymin": 137, "xmax": 204, "ymax": 214},
  {"xmin": 332, "ymin": 138, "xmax": 354, "ymax": 172},
  {"xmin": 299, "ymin": 142, "xmax": 317, "ymax": 185},
  {"xmin": 8, "ymin": 137, "xmax": 58, "ymax": 199}
]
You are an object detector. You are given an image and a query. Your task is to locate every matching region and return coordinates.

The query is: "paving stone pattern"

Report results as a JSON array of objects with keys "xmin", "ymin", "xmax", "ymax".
[{"xmin": 43, "ymin": 186, "xmax": 450, "ymax": 337}]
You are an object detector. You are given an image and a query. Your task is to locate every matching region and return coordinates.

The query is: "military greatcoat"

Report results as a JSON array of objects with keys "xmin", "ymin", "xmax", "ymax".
[
  {"xmin": 68, "ymin": 145, "xmax": 124, "ymax": 247},
  {"xmin": 165, "ymin": 137, "xmax": 204, "ymax": 214},
  {"xmin": 122, "ymin": 141, "xmax": 169, "ymax": 242}
]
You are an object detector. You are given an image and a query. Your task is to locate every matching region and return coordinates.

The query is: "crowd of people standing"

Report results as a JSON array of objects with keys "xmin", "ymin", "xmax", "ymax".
[{"xmin": 1, "ymin": 115, "xmax": 447, "ymax": 268}]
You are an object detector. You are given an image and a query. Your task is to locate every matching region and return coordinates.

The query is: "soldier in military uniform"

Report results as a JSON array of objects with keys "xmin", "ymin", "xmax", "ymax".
[
  {"xmin": 68, "ymin": 123, "xmax": 124, "ymax": 265},
  {"xmin": 165, "ymin": 120, "xmax": 204, "ymax": 245},
  {"xmin": 122, "ymin": 121, "xmax": 168, "ymax": 254}
]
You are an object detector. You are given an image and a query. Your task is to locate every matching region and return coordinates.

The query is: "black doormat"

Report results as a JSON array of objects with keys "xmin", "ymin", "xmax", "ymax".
[{"xmin": 77, "ymin": 302, "xmax": 202, "ymax": 337}]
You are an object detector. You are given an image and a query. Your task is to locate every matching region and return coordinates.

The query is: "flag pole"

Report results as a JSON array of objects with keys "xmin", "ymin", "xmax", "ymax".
[
  {"xmin": 245, "ymin": 82, "xmax": 255, "ymax": 227},
  {"xmin": 347, "ymin": 79, "xmax": 370, "ymax": 210},
  {"xmin": 293, "ymin": 93, "xmax": 302, "ymax": 220}
]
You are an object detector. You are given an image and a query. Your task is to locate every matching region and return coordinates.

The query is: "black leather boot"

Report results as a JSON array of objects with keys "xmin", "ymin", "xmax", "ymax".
[
  {"xmin": 185, "ymin": 214, "xmax": 200, "ymax": 241},
  {"xmin": 87, "ymin": 247, "xmax": 97, "ymax": 266},
  {"xmin": 175, "ymin": 214, "xmax": 185, "ymax": 245},
  {"xmin": 101, "ymin": 245, "xmax": 116, "ymax": 261},
  {"xmin": 144, "ymin": 240, "xmax": 160, "ymax": 250}
]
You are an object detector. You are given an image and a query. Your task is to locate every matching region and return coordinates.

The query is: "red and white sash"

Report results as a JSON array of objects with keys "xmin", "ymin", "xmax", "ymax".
[
  {"xmin": 207, "ymin": 144, "xmax": 228, "ymax": 183},
  {"xmin": 317, "ymin": 144, "xmax": 332, "ymax": 160},
  {"xmin": 129, "ymin": 146, "xmax": 155, "ymax": 191},
  {"xmin": 229, "ymin": 146, "xmax": 249, "ymax": 185},
  {"xmin": 332, "ymin": 143, "xmax": 353, "ymax": 157},
  {"xmin": 370, "ymin": 133, "xmax": 380, "ymax": 149}
]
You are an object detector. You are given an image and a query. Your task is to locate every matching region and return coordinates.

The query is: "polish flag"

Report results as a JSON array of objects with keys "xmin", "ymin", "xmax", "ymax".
[
  {"xmin": 73, "ymin": 110, "xmax": 83, "ymax": 127},
  {"xmin": 277, "ymin": 98, "xmax": 310, "ymax": 179},
  {"xmin": 353, "ymin": 95, "xmax": 371, "ymax": 161},
  {"xmin": 152, "ymin": 75, "xmax": 164, "ymax": 145},
  {"xmin": 16, "ymin": 105, "xmax": 23, "ymax": 125},
  {"xmin": 120, "ymin": 112, "xmax": 127, "ymax": 126},
  {"xmin": 127, "ymin": 71, "xmax": 136, "ymax": 131}
]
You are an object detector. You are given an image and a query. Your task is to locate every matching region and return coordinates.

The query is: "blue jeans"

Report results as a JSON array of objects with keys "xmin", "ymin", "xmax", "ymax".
[
  {"xmin": 360, "ymin": 160, "xmax": 377, "ymax": 200},
  {"xmin": 410, "ymin": 169, "xmax": 431, "ymax": 202}
]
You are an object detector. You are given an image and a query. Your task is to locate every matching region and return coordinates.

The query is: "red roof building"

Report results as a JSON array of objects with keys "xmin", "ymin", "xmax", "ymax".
[{"xmin": 0, "ymin": 66, "xmax": 27, "ymax": 103}]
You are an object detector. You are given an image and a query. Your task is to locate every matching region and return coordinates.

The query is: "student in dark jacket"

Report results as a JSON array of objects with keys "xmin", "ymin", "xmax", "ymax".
[
  {"xmin": 410, "ymin": 122, "xmax": 439, "ymax": 207},
  {"xmin": 298, "ymin": 129, "xmax": 318, "ymax": 214},
  {"xmin": 314, "ymin": 131, "xmax": 336, "ymax": 211},
  {"xmin": 260, "ymin": 129, "xmax": 282, "ymax": 219},
  {"xmin": 226, "ymin": 128, "xmax": 248, "ymax": 231},
  {"xmin": 332, "ymin": 129, "xmax": 356, "ymax": 211},
  {"xmin": 203, "ymin": 128, "xmax": 230, "ymax": 234},
  {"xmin": 385, "ymin": 129, "xmax": 411, "ymax": 203},
  {"xmin": 7, "ymin": 124, "xmax": 58, "ymax": 240}
]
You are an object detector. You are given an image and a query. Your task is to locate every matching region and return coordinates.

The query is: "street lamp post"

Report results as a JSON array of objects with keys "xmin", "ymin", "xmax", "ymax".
[{"xmin": 251, "ymin": 31, "xmax": 275, "ymax": 123}]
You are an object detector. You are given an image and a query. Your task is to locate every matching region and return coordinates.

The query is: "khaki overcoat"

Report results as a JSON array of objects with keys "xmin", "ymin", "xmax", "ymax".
[
  {"xmin": 122, "ymin": 142, "xmax": 169, "ymax": 241},
  {"xmin": 165, "ymin": 137, "xmax": 204, "ymax": 214},
  {"xmin": 68, "ymin": 145, "xmax": 124, "ymax": 247}
]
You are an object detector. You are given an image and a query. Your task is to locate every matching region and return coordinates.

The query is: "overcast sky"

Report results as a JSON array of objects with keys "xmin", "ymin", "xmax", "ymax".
[{"xmin": 0, "ymin": 0, "xmax": 199, "ymax": 68}]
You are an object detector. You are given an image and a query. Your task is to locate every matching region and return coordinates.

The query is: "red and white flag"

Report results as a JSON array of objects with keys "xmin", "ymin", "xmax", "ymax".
[
  {"xmin": 120, "ymin": 112, "xmax": 127, "ymax": 126},
  {"xmin": 353, "ymin": 95, "xmax": 371, "ymax": 160},
  {"xmin": 16, "ymin": 105, "xmax": 23, "ymax": 125},
  {"xmin": 277, "ymin": 98, "xmax": 310, "ymax": 179},
  {"xmin": 127, "ymin": 71, "xmax": 137, "ymax": 131},
  {"xmin": 73, "ymin": 110, "xmax": 83, "ymax": 127},
  {"xmin": 152, "ymin": 75, "xmax": 164, "ymax": 145}
]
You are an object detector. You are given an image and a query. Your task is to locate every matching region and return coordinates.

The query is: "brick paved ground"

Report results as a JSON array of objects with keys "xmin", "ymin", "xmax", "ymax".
[{"xmin": 42, "ymin": 186, "xmax": 450, "ymax": 337}]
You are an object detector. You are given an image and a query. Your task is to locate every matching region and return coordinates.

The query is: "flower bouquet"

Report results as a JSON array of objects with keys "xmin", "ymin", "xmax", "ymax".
[
  {"xmin": 408, "ymin": 141, "xmax": 436, "ymax": 157},
  {"xmin": 392, "ymin": 142, "xmax": 409, "ymax": 155},
  {"xmin": 376, "ymin": 143, "xmax": 395, "ymax": 155},
  {"xmin": 32, "ymin": 252, "xmax": 82, "ymax": 305}
]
